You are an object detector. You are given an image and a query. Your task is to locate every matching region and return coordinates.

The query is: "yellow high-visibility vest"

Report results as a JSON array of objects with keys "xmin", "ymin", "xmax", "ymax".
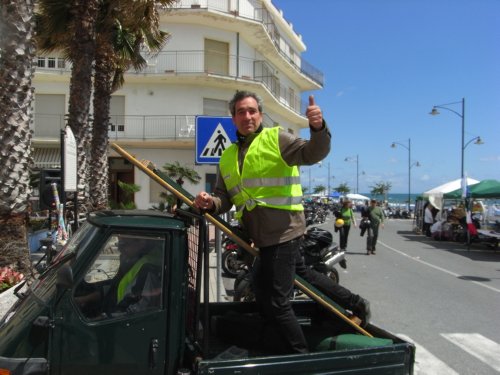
[{"xmin": 219, "ymin": 127, "xmax": 303, "ymax": 220}]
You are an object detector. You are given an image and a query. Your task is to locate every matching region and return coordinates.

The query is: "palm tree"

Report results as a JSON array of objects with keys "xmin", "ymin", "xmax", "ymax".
[
  {"xmin": 370, "ymin": 181, "xmax": 392, "ymax": 202},
  {"xmin": 0, "ymin": 0, "xmax": 37, "ymax": 273},
  {"xmin": 158, "ymin": 162, "xmax": 201, "ymax": 210},
  {"xmin": 334, "ymin": 183, "xmax": 351, "ymax": 195},
  {"xmin": 90, "ymin": 0, "xmax": 174, "ymax": 210},
  {"xmin": 36, "ymin": 0, "xmax": 100, "ymax": 211},
  {"xmin": 313, "ymin": 185, "xmax": 326, "ymax": 195},
  {"xmin": 162, "ymin": 161, "xmax": 201, "ymax": 186}
]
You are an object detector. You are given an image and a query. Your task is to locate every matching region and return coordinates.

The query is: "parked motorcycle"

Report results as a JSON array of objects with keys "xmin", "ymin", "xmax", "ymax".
[
  {"xmin": 221, "ymin": 236, "xmax": 247, "ymax": 278},
  {"xmin": 233, "ymin": 227, "xmax": 346, "ymax": 302}
]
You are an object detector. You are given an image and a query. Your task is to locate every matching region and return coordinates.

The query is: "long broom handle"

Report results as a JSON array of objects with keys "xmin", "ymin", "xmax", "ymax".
[{"xmin": 110, "ymin": 143, "xmax": 371, "ymax": 337}]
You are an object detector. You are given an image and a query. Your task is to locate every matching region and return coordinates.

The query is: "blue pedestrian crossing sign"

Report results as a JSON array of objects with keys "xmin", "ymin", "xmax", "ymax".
[{"xmin": 195, "ymin": 116, "xmax": 236, "ymax": 164}]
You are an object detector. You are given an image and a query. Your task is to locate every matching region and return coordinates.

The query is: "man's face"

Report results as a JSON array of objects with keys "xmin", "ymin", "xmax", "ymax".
[{"xmin": 232, "ymin": 97, "xmax": 262, "ymax": 136}]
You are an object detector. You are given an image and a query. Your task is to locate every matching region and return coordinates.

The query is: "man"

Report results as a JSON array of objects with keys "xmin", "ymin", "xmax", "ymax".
[
  {"xmin": 194, "ymin": 91, "xmax": 370, "ymax": 354},
  {"xmin": 423, "ymin": 202, "xmax": 434, "ymax": 237},
  {"xmin": 367, "ymin": 199, "xmax": 385, "ymax": 254},
  {"xmin": 75, "ymin": 236, "xmax": 162, "ymax": 317}
]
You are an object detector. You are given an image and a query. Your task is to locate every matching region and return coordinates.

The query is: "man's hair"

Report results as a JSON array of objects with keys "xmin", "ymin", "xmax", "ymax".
[{"xmin": 228, "ymin": 90, "xmax": 263, "ymax": 116}]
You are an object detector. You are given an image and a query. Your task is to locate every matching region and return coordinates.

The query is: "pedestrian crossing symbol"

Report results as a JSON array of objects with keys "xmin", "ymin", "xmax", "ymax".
[
  {"xmin": 201, "ymin": 123, "xmax": 230, "ymax": 157},
  {"xmin": 195, "ymin": 116, "xmax": 236, "ymax": 164}
]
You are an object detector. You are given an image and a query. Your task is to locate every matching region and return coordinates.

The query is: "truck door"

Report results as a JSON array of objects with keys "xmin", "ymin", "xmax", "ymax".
[{"xmin": 51, "ymin": 233, "xmax": 169, "ymax": 375}]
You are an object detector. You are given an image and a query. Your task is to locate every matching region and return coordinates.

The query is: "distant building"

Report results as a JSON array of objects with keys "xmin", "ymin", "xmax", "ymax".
[{"xmin": 32, "ymin": 0, "xmax": 324, "ymax": 209}]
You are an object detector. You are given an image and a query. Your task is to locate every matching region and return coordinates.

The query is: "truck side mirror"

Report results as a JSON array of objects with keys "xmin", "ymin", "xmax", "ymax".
[{"xmin": 56, "ymin": 263, "xmax": 74, "ymax": 290}]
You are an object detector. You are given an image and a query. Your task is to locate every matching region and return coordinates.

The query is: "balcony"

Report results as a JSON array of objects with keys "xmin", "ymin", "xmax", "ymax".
[
  {"xmin": 32, "ymin": 113, "xmax": 279, "ymax": 142},
  {"xmin": 32, "ymin": 114, "xmax": 197, "ymax": 141},
  {"xmin": 165, "ymin": 0, "xmax": 324, "ymax": 87},
  {"xmin": 37, "ymin": 51, "xmax": 305, "ymax": 116}
]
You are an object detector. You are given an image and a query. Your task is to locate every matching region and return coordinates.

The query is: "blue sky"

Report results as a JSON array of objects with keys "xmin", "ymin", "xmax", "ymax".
[{"xmin": 272, "ymin": 0, "xmax": 500, "ymax": 195}]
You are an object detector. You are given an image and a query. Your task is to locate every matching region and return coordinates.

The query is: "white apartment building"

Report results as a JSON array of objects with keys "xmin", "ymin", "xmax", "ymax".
[{"xmin": 32, "ymin": 0, "xmax": 324, "ymax": 209}]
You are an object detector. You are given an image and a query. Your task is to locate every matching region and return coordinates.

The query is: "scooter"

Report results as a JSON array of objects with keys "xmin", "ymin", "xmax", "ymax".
[{"xmin": 233, "ymin": 227, "xmax": 346, "ymax": 302}]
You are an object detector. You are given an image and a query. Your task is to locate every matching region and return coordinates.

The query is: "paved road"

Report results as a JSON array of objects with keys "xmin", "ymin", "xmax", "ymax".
[
  {"xmin": 221, "ymin": 214, "xmax": 500, "ymax": 374},
  {"xmin": 327, "ymin": 214, "xmax": 500, "ymax": 375}
]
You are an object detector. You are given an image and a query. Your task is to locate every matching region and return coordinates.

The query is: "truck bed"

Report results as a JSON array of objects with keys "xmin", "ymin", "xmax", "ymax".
[{"xmin": 186, "ymin": 301, "xmax": 415, "ymax": 375}]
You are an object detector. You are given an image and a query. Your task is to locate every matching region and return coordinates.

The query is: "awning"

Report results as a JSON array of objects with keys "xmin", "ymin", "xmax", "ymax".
[{"xmin": 33, "ymin": 147, "xmax": 60, "ymax": 169}]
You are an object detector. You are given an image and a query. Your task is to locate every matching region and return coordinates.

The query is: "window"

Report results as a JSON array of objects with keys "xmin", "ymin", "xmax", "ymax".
[
  {"xmin": 204, "ymin": 39, "xmax": 229, "ymax": 76},
  {"xmin": 73, "ymin": 234, "xmax": 165, "ymax": 320},
  {"xmin": 203, "ymin": 98, "xmax": 229, "ymax": 116}
]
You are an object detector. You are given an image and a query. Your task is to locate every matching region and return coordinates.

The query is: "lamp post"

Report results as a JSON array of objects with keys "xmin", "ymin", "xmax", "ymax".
[
  {"xmin": 344, "ymin": 155, "xmax": 359, "ymax": 193},
  {"xmin": 464, "ymin": 136, "xmax": 484, "ymax": 150},
  {"xmin": 429, "ymin": 98, "xmax": 469, "ymax": 178},
  {"xmin": 391, "ymin": 139, "xmax": 420, "ymax": 212}
]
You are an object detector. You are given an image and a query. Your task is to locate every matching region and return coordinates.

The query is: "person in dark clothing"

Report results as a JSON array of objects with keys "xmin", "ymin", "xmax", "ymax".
[{"xmin": 366, "ymin": 200, "xmax": 385, "ymax": 254}]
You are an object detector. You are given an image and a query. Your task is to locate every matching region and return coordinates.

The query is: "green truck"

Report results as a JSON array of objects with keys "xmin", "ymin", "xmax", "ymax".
[{"xmin": 0, "ymin": 210, "xmax": 415, "ymax": 375}]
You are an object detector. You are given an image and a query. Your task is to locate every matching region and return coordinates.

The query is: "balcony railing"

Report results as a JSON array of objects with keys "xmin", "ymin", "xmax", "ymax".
[
  {"xmin": 33, "ymin": 113, "xmax": 279, "ymax": 141},
  {"xmin": 32, "ymin": 114, "xmax": 198, "ymax": 140},
  {"xmin": 167, "ymin": 0, "xmax": 324, "ymax": 86},
  {"xmin": 107, "ymin": 114, "xmax": 197, "ymax": 140},
  {"xmin": 37, "ymin": 51, "xmax": 305, "ymax": 115}
]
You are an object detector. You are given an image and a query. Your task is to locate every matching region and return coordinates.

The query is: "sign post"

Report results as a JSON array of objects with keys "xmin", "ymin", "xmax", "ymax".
[{"xmin": 61, "ymin": 126, "xmax": 78, "ymax": 229}]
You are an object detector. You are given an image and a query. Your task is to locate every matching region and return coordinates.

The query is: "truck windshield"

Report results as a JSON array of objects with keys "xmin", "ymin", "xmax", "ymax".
[{"xmin": 52, "ymin": 221, "xmax": 97, "ymax": 261}]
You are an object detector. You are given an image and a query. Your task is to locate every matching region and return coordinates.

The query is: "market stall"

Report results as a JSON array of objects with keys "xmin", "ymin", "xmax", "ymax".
[{"xmin": 443, "ymin": 179, "xmax": 500, "ymax": 249}]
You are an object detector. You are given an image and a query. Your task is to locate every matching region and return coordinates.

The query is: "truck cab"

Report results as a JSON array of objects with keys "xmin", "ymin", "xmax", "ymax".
[{"xmin": 0, "ymin": 210, "xmax": 415, "ymax": 375}]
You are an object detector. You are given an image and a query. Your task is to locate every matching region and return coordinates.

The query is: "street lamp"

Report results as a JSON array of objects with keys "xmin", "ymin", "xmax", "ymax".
[
  {"xmin": 391, "ymin": 139, "xmax": 420, "ymax": 212},
  {"xmin": 464, "ymin": 136, "xmax": 484, "ymax": 149},
  {"xmin": 344, "ymin": 155, "xmax": 360, "ymax": 194},
  {"xmin": 429, "ymin": 98, "xmax": 481, "ymax": 179}
]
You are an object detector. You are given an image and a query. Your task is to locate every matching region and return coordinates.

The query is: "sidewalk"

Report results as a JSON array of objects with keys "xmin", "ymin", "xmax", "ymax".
[{"xmin": 204, "ymin": 251, "xmax": 229, "ymax": 302}]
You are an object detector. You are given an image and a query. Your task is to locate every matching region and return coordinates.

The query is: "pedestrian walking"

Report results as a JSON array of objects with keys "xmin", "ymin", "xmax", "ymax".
[
  {"xmin": 339, "ymin": 199, "xmax": 356, "ymax": 250},
  {"xmin": 366, "ymin": 199, "xmax": 384, "ymax": 254}
]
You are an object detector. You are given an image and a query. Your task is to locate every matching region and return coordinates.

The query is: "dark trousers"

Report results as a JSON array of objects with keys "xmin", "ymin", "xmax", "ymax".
[
  {"xmin": 366, "ymin": 224, "xmax": 379, "ymax": 251},
  {"xmin": 256, "ymin": 238, "xmax": 354, "ymax": 354},
  {"xmin": 423, "ymin": 222, "xmax": 432, "ymax": 237},
  {"xmin": 339, "ymin": 224, "xmax": 351, "ymax": 249}
]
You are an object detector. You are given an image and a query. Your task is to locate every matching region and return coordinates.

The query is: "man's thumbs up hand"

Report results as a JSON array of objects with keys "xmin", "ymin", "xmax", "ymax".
[{"xmin": 306, "ymin": 95, "xmax": 323, "ymax": 129}]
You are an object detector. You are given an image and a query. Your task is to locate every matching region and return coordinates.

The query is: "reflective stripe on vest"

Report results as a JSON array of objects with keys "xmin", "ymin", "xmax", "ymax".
[
  {"xmin": 219, "ymin": 127, "xmax": 303, "ymax": 218},
  {"xmin": 117, "ymin": 252, "xmax": 159, "ymax": 303}
]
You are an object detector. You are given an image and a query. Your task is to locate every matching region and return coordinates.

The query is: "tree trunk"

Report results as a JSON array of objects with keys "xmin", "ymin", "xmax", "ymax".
[
  {"xmin": 0, "ymin": 0, "xmax": 37, "ymax": 274},
  {"xmin": 66, "ymin": 0, "xmax": 99, "ymax": 213},
  {"xmin": 90, "ymin": 35, "xmax": 114, "ymax": 210}
]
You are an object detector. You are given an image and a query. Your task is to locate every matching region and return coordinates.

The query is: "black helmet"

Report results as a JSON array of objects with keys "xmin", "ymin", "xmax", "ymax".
[{"xmin": 305, "ymin": 227, "xmax": 333, "ymax": 247}]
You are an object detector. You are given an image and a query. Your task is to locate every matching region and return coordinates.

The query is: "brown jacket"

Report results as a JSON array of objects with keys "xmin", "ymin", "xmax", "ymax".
[{"xmin": 211, "ymin": 123, "xmax": 331, "ymax": 248}]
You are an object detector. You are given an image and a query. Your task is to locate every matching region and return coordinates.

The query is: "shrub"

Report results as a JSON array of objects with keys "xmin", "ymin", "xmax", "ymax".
[{"xmin": 0, "ymin": 267, "xmax": 25, "ymax": 292}]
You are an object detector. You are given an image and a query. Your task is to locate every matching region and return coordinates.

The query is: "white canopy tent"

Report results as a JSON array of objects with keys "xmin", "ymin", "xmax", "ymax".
[
  {"xmin": 345, "ymin": 193, "xmax": 370, "ymax": 201},
  {"xmin": 422, "ymin": 177, "xmax": 480, "ymax": 209}
]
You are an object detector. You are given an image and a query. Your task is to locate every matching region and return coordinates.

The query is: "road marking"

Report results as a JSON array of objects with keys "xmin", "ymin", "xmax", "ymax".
[
  {"xmin": 442, "ymin": 333, "xmax": 500, "ymax": 372},
  {"xmin": 379, "ymin": 240, "xmax": 500, "ymax": 293},
  {"xmin": 397, "ymin": 334, "xmax": 459, "ymax": 375}
]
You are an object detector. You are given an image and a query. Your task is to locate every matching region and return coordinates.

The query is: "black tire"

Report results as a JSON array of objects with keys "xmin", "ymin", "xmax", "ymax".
[
  {"xmin": 233, "ymin": 271, "xmax": 255, "ymax": 302},
  {"xmin": 222, "ymin": 250, "xmax": 239, "ymax": 278},
  {"xmin": 327, "ymin": 267, "xmax": 339, "ymax": 285}
]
